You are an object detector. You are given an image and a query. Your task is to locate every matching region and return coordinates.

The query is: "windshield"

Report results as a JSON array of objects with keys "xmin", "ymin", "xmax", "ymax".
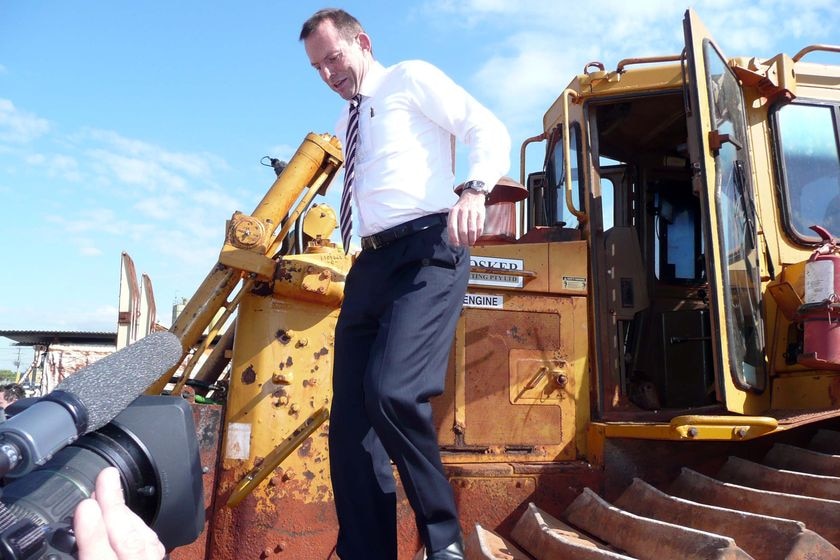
[
  {"xmin": 773, "ymin": 102, "xmax": 840, "ymax": 241},
  {"xmin": 704, "ymin": 41, "xmax": 766, "ymax": 391}
]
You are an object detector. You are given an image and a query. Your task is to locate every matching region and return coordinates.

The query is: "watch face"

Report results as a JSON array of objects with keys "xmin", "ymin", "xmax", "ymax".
[{"xmin": 465, "ymin": 180, "xmax": 487, "ymax": 193}]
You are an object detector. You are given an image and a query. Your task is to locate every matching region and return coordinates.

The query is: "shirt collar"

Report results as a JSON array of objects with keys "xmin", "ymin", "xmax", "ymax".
[{"xmin": 358, "ymin": 60, "xmax": 387, "ymax": 99}]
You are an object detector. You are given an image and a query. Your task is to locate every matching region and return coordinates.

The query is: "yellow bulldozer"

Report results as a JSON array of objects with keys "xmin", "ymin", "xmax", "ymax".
[{"xmin": 154, "ymin": 9, "xmax": 840, "ymax": 560}]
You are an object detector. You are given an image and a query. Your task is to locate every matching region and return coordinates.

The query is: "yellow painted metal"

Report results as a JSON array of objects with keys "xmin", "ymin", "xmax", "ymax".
[
  {"xmin": 148, "ymin": 133, "xmax": 343, "ymax": 395},
  {"xmin": 221, "ymin": 271, "xmax": 345, "ymax": 506},
  {"xmin": 272, "ymin": 251, "xmax": 351, "ymax": 307},
  {"xmin": 301, "ymin": 203, "xmax": 338, "ymax": 242},
  {"xmin": 470, "ymin": 242, "xmax": 550, "ymax": 293},
  {"xmin": 226, "ymin": 406, "xmax": 329, "ymax": 507},
  {"xmin": 595, "ymin": 414, "xmax": 778, "ymax": 442},
  {"xmin": 547, "ymin": 241, "xmax": 588, "ymax": 295},
  {"xmin": 772, "ymin": 373, "xmax": 840, "ymax": 410},
  {"xmin": 436, "ymin": 288, "xmax": 589, "ymax": 463}
]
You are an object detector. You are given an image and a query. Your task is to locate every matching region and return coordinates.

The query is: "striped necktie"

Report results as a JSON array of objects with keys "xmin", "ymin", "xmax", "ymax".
[{"xmin": 340, "ymin": 94, "xmax": 362, "ymax": 253}]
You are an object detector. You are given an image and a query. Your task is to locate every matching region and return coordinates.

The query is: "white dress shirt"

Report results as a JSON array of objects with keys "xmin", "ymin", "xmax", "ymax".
[{"xmin": 335, "ymin": 60, "xmax": 511, "ymax": 237}]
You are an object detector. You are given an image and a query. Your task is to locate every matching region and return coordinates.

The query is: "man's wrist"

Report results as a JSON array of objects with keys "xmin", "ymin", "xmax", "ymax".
[{"xmin": 460, "ymin": 180, "xmax": 491, "ymax": 200}]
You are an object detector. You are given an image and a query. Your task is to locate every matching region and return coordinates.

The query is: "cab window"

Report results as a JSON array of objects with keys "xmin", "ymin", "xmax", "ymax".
[
  {"xmin": 545, "ymin": 124, "xmax": 584, "ymax": 228},
  {"xmin": 772, "ymin": 102, "xmax": 840, "ymax": 242}
]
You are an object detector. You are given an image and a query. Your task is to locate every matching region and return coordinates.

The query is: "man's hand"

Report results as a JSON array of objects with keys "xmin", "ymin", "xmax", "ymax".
[
  {"xmin": 74, "ymin": 467, "xmax": 166, "ymax": 560},
  {"xmin": 448, "ymin": 190, "xmax": 486, "ymax": 246}
]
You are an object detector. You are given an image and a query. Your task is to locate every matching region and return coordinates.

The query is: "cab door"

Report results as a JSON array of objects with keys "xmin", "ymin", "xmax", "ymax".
[{"xmin": 683, "ymin": 9, "xmax": 768, "ymax": 413}]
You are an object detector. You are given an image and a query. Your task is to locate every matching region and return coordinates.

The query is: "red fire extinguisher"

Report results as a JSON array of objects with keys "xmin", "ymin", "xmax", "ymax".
[{"xmin": 798, "ymin": 225, "xmax": 840, "ymax": 370}]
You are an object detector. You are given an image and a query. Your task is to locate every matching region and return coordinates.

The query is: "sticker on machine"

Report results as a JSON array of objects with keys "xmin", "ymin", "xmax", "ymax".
[
  {"xmin": 225, "ymin": 422, "xmax": 251, "ymax": 460},
  {"xmin": 563, "ymin": 276, "xmax": 587, "ymax": 290},
  {"xmin": 463, "ymin": 293, "xmax": 504, "ymax": 309},
  {"xmin": 469, "ymin": 256, "xmax": 524, "ymax": 288}
]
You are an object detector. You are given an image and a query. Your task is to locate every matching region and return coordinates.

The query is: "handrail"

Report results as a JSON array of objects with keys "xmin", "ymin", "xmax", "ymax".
[
  {"xmin": 518, "ymin": 132, "xmax": 547, "ymax": 234},
  {"xmin": 616, "ymin": 54, "xmax": 683, "ymax": 73},
  {"xmin": 792, "ymin": 44, "xmax": 840, "ymax": 62},
  {"xmin": 562, "ymin": 89, "xmax": 586, "ymax": 222}
]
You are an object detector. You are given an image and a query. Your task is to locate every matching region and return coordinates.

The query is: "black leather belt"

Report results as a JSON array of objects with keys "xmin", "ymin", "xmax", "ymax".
[{"xmin": 361, "ymin": 213, "xmax": 448, "ymax": 251}]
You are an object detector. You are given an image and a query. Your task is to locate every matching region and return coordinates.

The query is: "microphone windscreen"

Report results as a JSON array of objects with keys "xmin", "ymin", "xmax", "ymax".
[{"xmin": 56, "ymin": 332, "xmax": 184, "ymax": 432}]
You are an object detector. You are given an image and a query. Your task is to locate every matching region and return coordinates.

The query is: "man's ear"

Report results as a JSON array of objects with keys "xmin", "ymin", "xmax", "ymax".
[{"xmin": 357, "ymin": 32, "xmax": 372, "ymax": 53}]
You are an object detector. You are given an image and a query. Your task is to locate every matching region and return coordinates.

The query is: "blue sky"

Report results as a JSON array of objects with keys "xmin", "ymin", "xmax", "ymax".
[{"xmin": 1, "ymin": 0, "xmax": 838, "ymax": 372}]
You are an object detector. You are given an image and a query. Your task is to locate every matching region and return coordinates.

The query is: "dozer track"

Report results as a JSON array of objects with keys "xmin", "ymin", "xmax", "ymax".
[{"xmin": 464, "ymin": 429, "xmax": 840, "ymax": 560}]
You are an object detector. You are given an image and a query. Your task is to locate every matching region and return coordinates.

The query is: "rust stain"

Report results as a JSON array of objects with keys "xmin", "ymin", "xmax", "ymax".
[
  {"xmin": 286, "ymin": 356, "xmax": 293, "ymax": 367},
  {"xmin": 241, "ymin": 365, "xmax": 257, "ymax": 385},
  {"xmin": 275, "ymin": 330, "xmax": 292, "ymax": 344},
  {"xmin": 314, "ymin": 347, "xmax": 328, "ymax": 359},
  {"xmin": 297, "ymin": 438, "xmax": 313, "ymax": 457}
]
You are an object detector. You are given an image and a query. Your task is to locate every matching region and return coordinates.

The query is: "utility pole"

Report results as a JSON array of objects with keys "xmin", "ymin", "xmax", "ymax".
[{"xmin": 13, "ymin": 348, "xmax": 21, "ymax": 383}]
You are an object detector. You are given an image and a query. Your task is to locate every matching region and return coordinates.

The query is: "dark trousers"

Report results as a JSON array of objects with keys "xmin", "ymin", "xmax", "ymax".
[{"xmin": 330, "ymin": 220, "xmax": 469, "ymax": 560}]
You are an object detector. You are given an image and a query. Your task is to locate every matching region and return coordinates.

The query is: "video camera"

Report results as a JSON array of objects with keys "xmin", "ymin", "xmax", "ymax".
[{"xmin": 0, "ymin": 395, "xmax": 205, "ymax": 559}]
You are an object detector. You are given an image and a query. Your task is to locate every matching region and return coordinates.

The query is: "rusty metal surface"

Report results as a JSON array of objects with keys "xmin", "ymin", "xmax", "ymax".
[
  {"xmin": 465, "ymin": 524, "xmax": 530, "ymax": 560},
  {"xmin": 170, "ymin": 402, "xmax": 223, "ymax": 560},
  {"xmin": 669, "ymin": 468, "xmax": 840, "ymax": 548},
  {"xmin": 615, "ymin": 477, "xmax": 840, "ymax": 560},
  {"xmin": 765, "ymin": 442, "xmax": 840, "ymax": 476},
  {"xmin": 447, "ymin": 461, "xmax": 601, "ymax": 543},
  {"xmin": 718, "ymin": 455, "xmax": 840, "ymax": 500},
  {"xmin": 564, "ymin": 488, "xmax": 751, "ymax": 560},
  {"xmin": 463, "ymin": 308, "xmax": 564, "ymax": 446},
  {"xmin": 205, "ymin": 466, "xmax": 341, "ymax": 559},
  {"xmin": 510, "ymin": 502, "xmax": 635, "ymax": 560}
]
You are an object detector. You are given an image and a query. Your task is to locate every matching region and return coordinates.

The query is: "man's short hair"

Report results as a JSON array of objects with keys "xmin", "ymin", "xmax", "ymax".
[
  {"xmin": 300, "ymin": 8, "xmax": 364, "ymax": 42},
  {"xmin": 1, "ymin": 383, "xmax": 25, "ymax": 402}
]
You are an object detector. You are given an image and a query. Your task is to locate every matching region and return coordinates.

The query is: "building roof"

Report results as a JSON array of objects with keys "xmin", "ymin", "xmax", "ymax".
[{"xmin": 0, "ymin": 330, "xmax": 117, "ymax": 346}]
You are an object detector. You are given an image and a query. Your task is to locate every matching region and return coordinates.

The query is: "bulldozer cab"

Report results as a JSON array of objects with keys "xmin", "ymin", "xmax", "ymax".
[{"xmin": 527, "ymin": 8, "xmax": 839, "ymax": 420}]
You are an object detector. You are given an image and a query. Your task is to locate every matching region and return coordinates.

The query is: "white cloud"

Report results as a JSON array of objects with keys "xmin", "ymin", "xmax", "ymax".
[
  {"xmin": 81, "ymin": 128, "xmax": 226, "ymax": 179},
  {"xmin": 45, "ymin": 208, "xmax": 123, "ymax": 235},
  {"xmin": 133, "ymin": 193, "xmax": 180, "ymax": 220},
  {"xmin": 0, "ymin": 98, "xmax": 50, "ymax": 143},
  {"xmin": 420, "ymin": 0, "xmax": 839, "ymax": 146},
  {"xmin": 79, "ymin": 245, "xmax": 103, "ymax": 257}
]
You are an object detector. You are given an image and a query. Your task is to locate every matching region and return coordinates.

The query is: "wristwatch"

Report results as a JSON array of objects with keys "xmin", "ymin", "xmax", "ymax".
[{"xmin": 461, "ymin": 180, "xmax": 490, "ymax": 198}]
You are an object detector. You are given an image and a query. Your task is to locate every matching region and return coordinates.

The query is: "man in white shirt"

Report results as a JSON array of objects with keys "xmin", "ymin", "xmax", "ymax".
[{"xmin": 301, "ymin": 9, "xmax": 510, "ymax": 560}]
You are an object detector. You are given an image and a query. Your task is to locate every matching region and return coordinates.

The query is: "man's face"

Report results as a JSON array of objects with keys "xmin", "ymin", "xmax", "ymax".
[
  {"xmin": 304, "ymin": 20, "xmax": 370, "ymax": 100},
  {"xmin": 0, "ymin": 395, "xmax": 9, "ymax": 409}
]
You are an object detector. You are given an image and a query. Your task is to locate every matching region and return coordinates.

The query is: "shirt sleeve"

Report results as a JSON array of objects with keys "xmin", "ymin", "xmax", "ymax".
[{"xmin": 401, "ymin": 60, "xmax": 511, "ymax": 191}]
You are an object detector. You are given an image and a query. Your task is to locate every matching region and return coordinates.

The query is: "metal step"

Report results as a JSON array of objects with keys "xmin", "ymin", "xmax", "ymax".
[
  {"xmin": 669, "ymin": 467, "xmax": 840, "ymax": 548},
  {"xmin": 509, "ymin": 501, "xmax": 636, "ymax": 559},
  {"xmin": 563, "ymin": 487, "xmax": 752, "ymax": 560},
  {"xmin": 614, "ymin": 477, "xmax": 840, "ymax": 560},
  {"xmin": 810, "ymin": 430, "xmax": 840, "ymax": 455},
  {"xmin": 718, "ymin": 455, "xmax": 840, "ymax": 500},
  {"xmin": 764, "ymin": 442, "xmax": 840, "ymax": 476},
  {"xmin": 465, "ymin": 524, "xmax": 530, "ymax": 560}
]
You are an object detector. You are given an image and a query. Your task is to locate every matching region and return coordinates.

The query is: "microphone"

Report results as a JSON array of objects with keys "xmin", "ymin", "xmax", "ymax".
[{"xmin": 0, "ymin": 331, "xmax": 183, "ymax": 478}]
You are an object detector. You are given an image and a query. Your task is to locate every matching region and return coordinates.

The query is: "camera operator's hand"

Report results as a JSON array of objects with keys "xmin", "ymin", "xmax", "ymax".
[{"xmin": 74, "ymin": 467, "xmax": 166, "ymax": 560}]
